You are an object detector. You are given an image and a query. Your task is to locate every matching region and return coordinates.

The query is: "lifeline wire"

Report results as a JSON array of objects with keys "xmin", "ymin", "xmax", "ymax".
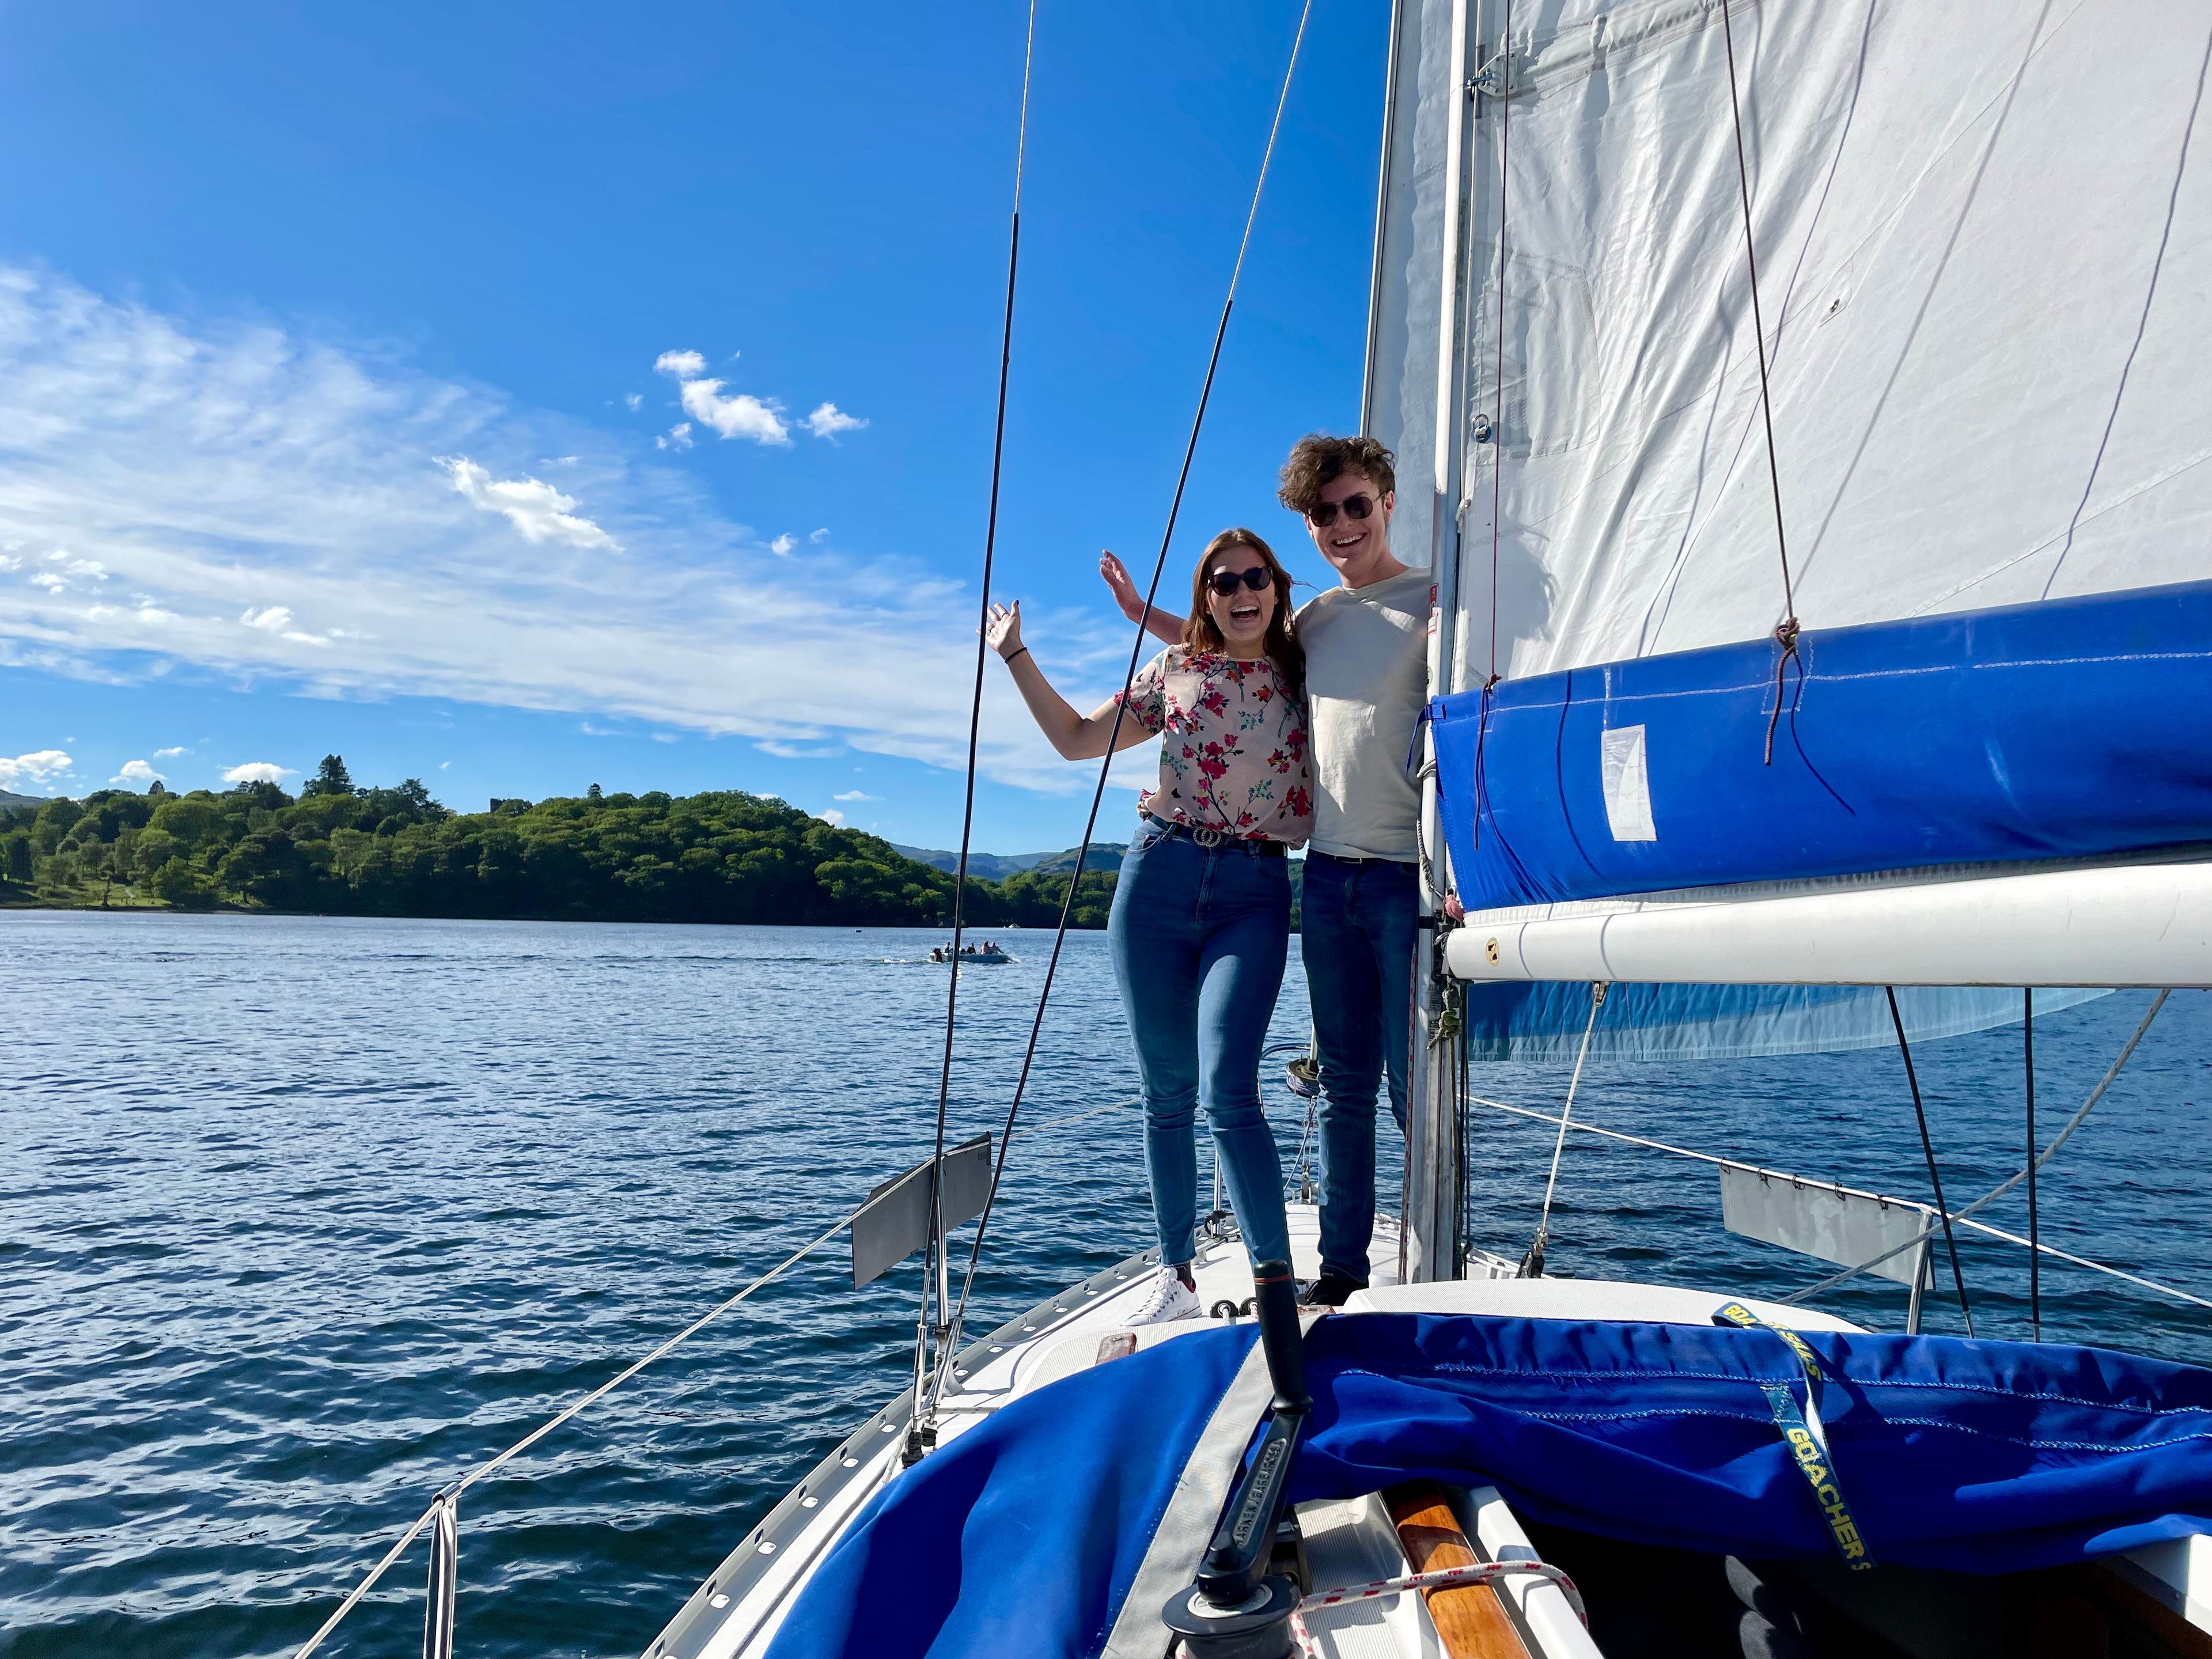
[
  {"xmin": 909, "ymin": 0, "xmax": 1040, "ymax": 1456},
  {"xmin": 1781, "ymin": 991, "xmax": 2171, "ymax": 1307},
  {"xmin": 926, "ymin": 0, "xmax": 1316, "ymax": 1415},
  {"xmin": 1718, "ymin": 1, "xmax": 1802, "ymax": 764},
  {"xmin": 1468, "ymin": 1090, "xmax": 2212, "ymax": 1314},
  {"xmin": 1885, "ymin": 987, "xmax": 1973, "ymax": 1334},
  {"xmin": 290, "ymin": 1190, "xmax": 903, "ymax": 1659}
]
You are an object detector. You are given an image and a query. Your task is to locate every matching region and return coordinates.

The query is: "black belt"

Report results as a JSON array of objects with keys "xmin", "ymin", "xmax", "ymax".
[{"xmin": 1140, "ymin": 815, "xmax": 1288, "ymax": 857}]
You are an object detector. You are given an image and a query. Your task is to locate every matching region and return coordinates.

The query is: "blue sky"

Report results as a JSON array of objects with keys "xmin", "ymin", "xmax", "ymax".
[{"xmin": 0, "ymin": 1, "xmax": 1386, "ymax": 851}]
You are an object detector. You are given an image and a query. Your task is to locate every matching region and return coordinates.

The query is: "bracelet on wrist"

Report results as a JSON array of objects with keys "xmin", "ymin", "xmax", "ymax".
[{"xmin": 1003, "ymin": 645, "xmax": 1031, "ymax": 666}]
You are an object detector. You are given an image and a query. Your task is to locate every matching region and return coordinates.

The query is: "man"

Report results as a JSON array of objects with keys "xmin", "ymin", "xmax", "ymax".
[{"xmin": 1101, "ymin": 433, "xmax": 1427, "ymax": 1305}]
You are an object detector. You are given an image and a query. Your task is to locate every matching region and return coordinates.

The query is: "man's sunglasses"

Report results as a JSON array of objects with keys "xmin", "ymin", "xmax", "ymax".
[
  {"xmin": 1207, "ymin": 566, "xmax": 1275, "ymax": 598},
  {"xmin": 1306, "ymin": 493, "xmax": 1377, "ymax": 528}
]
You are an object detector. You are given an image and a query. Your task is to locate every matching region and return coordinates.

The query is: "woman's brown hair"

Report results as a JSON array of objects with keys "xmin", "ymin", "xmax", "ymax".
[{"xmin": 1180, "ymin": 528, "xmax": 1304, "ymax": 697}]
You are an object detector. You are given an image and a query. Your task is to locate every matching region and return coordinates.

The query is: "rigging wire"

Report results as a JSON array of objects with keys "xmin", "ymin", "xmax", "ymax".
[
  {"xmin": 1520, "ymin": 980, "xmax": 1604, "ymax": 1278},
  {"xmin": 1781, "ymin": 991, "xmax": 2170, "ymax": 1308},
  {"xmin": 906, "ymin": 0, "xmax": 1040, "ymax": 1462},
  {"xmin": 1886, "ymin": 987, "xmax": 1974, "ymax": 1335},
  {"xmin": 1469, "ymin": 1090, "xmax": 2212, "ymax": 1315},
  {"xmin": 925, "ymin": 0, "xmax": 1317, "ymax": 1418},
  {"xmin": 1718, "ymin": 1, "xmax": 1802, "ymax": 764},
  {"xmin": 2025, "ymin": 986, "xmax": 2040, "ymax": 1339}
]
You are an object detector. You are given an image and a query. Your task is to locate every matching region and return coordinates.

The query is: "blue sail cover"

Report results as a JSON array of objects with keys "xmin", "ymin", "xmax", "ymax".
[
  {"xmin": 763, "ymin": 1313, "xmax": 2212, "ymax": 1659},
  {"xmin": 1427, "ymin": 581, "xmax": 2212, "ymax": 912}
]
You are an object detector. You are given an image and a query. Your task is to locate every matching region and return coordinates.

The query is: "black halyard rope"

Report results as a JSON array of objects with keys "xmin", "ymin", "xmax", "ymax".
[
  {"xmin": 1885, "ymin": 987, "xmax": 1973, "ymax": 1335},
  {"xmin": 907, "ymin": 0, "xmax": 1039, "ymax": 1460},
  {"xmin": 922, "ymin": 0, "xmax": 1316, "ymax": 1421},
  {"xmin": 1486, "ymin": 1, "xmax": 1512, "ymax": 688},
  {"xmin": 1718, "ymin": 2, "xmax": 1801, "ymax": 764},
  {"xmin": 2026, "ymin": 987, "xmax": 2041, "ymax": 1339}
]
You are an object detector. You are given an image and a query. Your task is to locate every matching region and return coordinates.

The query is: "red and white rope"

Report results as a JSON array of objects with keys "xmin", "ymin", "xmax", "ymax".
[{"xmin": 1288, "ymin": 1559, "xmax": 1586, "ymax": 1656}]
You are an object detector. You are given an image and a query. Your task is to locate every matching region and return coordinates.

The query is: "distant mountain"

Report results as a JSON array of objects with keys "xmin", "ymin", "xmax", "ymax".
[
  {"xmin": 894, "ymin": 843, "xmax": 1127, "ymax": 878},
  {"xmin": 891, "ymin": 844, "xmax": 1058, "ymax": 880},
  {"xmin": 0, "ymin": 790, "xmax": 46, "ymax": 812},
  {"xmin": 1025, "ymin": 843, "xmax": 1126, "ymax": 875}
]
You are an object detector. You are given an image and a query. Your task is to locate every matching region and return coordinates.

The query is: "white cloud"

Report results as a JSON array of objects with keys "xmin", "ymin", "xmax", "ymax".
[
  {"xmin": 820, "ymin": 808, "xmax": 846, "ymax": 827},
  {"xmin": 438, "ymin": 760, "xmax": 450, "ymax": 770},
  {"xmin": 624, "ymin": 393, "xmax": 643, "ymax": 412},
  {"xmin": 541, "ymin": 456, "xmax": 579, "ymax": 468},
  {"xmin": 656, "ymin": 422, "xmax": 694, "ymax": 452},
  {"xmin": 653, "ymin": 347, "xmax": 791, "ymax": 446},
  {"xmin": 0, "ymin": 266, "xmax": 1118, "ymax": 796},
  {"xmin": 442, "ymin": 457, "xmax": 618, "ymax": 550},
  {"xmin": 239, "ymin": 603, "xmax": 329, "ymax": 646},
  {"xmin": 0, "ymin": 749, "xmax": 71, "ymax": 790},
  {"xmin": 806, "ymin": 402, "xmax": 866, "ymax": 440},
  {"xmin": 832, "ymin": 789, "xmax": 877, "ymax": 801},
  {"xmin": 221, "ymin": 762, "xmax": 295, "ymax": 785},
  {"xmin": 153, "ymin": 746, "xmax": 187, "ymax": 759},
  {"xmin": 770, "ymin": 533, "xmax": 797, "ymax": 556},
  {"xmin": 112, "ymin": 758, "xmax": 161, "ymax": 786},
  {"xmin": 757, "ymin": 740, "xmax": 846, "ymax": 760},
  {"xmin": 678, "ymin": 379, "xmax": 790, "ymax": 446},
  {"xmin": 810, "ymin": 527, "xmax": 831, "ymax": 544}
]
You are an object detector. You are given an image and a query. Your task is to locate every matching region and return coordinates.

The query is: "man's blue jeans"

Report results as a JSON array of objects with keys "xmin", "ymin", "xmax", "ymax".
[
  {"xmin": 1108, "ymin": 825, "xmax": 1293, "ymax": 1270},
  {"xmin": 1300, "ymin": 851, "xmax": 1418, "ymax": 1283}
]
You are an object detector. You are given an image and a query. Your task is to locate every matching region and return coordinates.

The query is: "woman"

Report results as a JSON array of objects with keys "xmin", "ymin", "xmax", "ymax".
[{"xmin": 987, "ymin": 529, "xmax": 1310, "ymax": 1324}]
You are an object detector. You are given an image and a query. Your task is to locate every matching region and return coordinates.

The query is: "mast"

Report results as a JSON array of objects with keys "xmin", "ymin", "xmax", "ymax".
[{"xmin": 1401, "ymin": 0, "xmax": 1487, "ymax": 1282}]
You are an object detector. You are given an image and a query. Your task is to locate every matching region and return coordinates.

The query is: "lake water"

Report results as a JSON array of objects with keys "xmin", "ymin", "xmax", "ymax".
[{"xmin": 3, "ymin": 911, "xmax": 2207, "ymax": 1658}]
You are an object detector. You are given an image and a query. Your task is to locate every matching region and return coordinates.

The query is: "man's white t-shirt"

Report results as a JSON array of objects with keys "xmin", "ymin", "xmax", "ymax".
[{"xmin": 1294, "ymin": 566, "xmax": 1432, "ymax": 862}]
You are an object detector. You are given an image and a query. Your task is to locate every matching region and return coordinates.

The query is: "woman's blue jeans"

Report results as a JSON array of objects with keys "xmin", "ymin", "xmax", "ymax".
[{"xmin": 1108, "ymin": 824, "xmax": 1293, "ymax": 1270}]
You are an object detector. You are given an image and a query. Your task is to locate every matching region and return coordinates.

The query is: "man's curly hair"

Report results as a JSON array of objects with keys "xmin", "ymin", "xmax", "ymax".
[{"xmin": 1276, "ymin": 434, "xmax": 1397, "ymax": 516}]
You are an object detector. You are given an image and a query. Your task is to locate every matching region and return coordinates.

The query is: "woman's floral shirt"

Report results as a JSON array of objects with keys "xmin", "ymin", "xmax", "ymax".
[{"xmin": 1114, "ymin": 647, "xmax": 1312, "ymax": 843}]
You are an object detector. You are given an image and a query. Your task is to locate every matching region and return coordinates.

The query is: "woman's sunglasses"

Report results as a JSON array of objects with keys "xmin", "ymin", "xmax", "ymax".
[
  {"xmin": 1305, "ymin": 493, "xmax": 1376, "ymax": 528},
  {"xmin": 1207, "ymin": 566, "xmax": 1275, "ymax": 598}
]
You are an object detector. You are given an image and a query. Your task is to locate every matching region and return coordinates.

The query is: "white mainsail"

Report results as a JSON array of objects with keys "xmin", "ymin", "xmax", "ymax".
[{"xmin": 1376, "ymin": 0, "xmax": 2212, "ymax": 687}]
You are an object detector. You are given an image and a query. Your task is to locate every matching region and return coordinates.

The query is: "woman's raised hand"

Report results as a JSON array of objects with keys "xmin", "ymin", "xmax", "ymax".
[
  {"xmin": 985, "ymin": 600, "xmax": 1024, "ymax": 661},
  {"xmin": 1099, "ymin": 551, "xmax": 1146, "ymax": 623}
]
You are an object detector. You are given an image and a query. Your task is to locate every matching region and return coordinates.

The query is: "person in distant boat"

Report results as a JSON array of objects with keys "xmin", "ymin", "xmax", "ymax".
[
  {"xmin": 1102, "ymin": 435, "xmax": 1427, "ymax": 1307},
  {"xmin": 991, "ymin": 528, "xmax": 1312, "ymax": 1325}
]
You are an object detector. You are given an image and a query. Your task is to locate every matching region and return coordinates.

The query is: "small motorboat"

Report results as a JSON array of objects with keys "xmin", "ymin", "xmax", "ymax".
[{"xmin": 930, "ymin": 942, "xmax": 1010, "ymax": 965}]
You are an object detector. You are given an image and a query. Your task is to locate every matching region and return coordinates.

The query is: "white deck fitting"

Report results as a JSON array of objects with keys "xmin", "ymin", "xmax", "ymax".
[
  {"xmin": 1293, "ymin": 1492, "xmax": 1448, "ymax": 1659},
  {"xmin": 1443, "ymin": 859, "xmax": 2212, "ymax": 989}
]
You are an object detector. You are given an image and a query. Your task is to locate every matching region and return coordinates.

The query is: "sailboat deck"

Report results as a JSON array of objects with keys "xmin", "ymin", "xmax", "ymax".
[{"xmin": 647, "ymin": 1205, "xmax": 1884, "ymax": 1659}]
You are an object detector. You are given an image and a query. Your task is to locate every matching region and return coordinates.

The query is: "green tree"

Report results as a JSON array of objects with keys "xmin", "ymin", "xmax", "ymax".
[
  {"xmin": 152, "ymin": 857, "xmax": 214, "ymax": 908},
  {"xmin": 303, "ymin": 755, "xmax": 356, "ymax": 797}
]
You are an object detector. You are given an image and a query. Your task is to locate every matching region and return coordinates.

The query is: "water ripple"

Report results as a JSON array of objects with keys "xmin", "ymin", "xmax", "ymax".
[{"xmin": 1, "ymin": 911, "xmax": 2206, "ymax": 1658}]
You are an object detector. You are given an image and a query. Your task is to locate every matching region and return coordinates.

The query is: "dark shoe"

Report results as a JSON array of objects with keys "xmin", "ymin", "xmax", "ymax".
[{"xmin": 1301, "ymin": 1273, "xmax": 1367, "ymax": 1308}]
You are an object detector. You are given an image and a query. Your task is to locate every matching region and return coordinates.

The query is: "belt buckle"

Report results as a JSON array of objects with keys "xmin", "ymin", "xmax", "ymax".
[{"xmin": 1192, "ymin": 825, "xmax": 1224, "ymax": 849}]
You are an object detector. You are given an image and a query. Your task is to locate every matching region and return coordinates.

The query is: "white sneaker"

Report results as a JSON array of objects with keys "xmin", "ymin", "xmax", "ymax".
[{"xmin": 1128, "ymin": 1266, "xmax": 1202, "ymax": 1326}]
